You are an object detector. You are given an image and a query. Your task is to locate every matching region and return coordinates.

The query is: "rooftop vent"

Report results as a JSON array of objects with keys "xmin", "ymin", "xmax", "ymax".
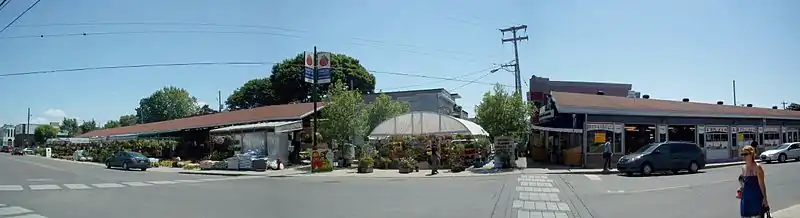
[
  {"xmin": 596, "ymin": 91, "xmax": 605, "ymax": 95},
  {"xmin": 747, "ymin": 104, "xmax": 753, "ymax": 107},
  {"xmin": 772, "ymin": 106, "xmax": 778, "ymax": 109},
  {"xmin": 642, "ymin": 94, "xmax": 650, "ymax": 99},
  {"xmin": 682, "ymin": 98, "xmax": 690, "ymax": 102},
  {"xmin": 717, "ymin": 101, "xmax": 724, "ymax": 105}
]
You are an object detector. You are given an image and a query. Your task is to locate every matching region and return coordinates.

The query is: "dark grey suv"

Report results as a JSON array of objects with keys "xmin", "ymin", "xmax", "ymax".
[{"xmin": 616, "ymin": 141, "xmax": 706, "ymax": 176}]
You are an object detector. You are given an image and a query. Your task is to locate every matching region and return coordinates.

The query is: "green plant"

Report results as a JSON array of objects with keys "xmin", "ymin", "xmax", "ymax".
[
  {"xmin": 359, "ymin": 156, "xmax": 374, "ymax": 168},
  {"xmin": 398, "ymin": 157, "xmax": 415, "ymax": 169}
]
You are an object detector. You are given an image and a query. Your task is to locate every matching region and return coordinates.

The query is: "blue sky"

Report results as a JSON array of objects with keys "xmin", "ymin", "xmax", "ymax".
[{"xmin": 0, "ymin": 0, "xmax": 798, "ymax": 126}]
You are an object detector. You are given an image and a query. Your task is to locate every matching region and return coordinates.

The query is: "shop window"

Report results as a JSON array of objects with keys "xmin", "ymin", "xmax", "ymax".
[
  {"xmin": 705, "ymin": 132, "xmax": 730, "ymax": 150},
  {"xmin": 586, "ymin": 130, "xmax": 622, "ymax": 153}
]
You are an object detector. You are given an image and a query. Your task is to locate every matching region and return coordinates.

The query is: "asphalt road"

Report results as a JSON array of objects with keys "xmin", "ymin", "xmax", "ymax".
[
  {"xmin": 559, "ymin": 160, "xmax": 800, "ymax": 218},
  {"xmin": 0, "ymin": 153, "xmax": 521, "ymax": 218}
]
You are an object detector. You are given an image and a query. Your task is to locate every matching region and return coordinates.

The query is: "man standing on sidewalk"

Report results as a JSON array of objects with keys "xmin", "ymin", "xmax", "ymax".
[{"xmin": 602, "ymin": 137, "xmax": 612, "ymax": 173}]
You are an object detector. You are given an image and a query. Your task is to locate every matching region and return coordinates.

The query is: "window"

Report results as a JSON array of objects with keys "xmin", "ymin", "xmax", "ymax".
[{"xmin": 669, "ymin": 143, "xmax": 683, "ymax": 153}]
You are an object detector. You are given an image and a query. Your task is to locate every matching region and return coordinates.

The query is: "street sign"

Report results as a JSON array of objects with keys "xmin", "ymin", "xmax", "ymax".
[
  {"xmin": 303, "ymin": 52, "xmax": 315, "ymax": 83},
  {"xmin": 316, "ymin": 52, "xmax": 332, "ymax": 84}
]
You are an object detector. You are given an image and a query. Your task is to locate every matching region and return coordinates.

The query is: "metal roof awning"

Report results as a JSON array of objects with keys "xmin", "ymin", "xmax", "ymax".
[
  {"xmin": 209, "ymin": 121, "xmax": 302, "ymax": 134},
  {"xmin": 531, "ymin": 125, "xmax": 583, "ymax": 133}
]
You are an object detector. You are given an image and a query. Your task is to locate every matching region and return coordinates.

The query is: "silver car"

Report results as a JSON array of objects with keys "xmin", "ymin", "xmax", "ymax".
[{"xmin": 760, "ymin": 142, "xmax": 800, "ymax": 163}]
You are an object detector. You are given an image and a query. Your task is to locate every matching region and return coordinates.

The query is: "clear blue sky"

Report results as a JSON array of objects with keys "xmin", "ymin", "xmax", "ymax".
[{"xmin": 0, "ymin": 0, "xmax": 798, "ymax": 126}]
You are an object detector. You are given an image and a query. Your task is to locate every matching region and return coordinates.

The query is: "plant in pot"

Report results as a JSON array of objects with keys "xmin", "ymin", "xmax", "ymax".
[
  {"xmin": 358, "ymin": 156, "xmax": 374, "ymax": 173},
  {"xmin": 449, "ymin": 144, "xmax": 467, "ymax": 173},
  {"xmin": 398, "ymin": 157, "xmax": 415, "ymax": 174}
]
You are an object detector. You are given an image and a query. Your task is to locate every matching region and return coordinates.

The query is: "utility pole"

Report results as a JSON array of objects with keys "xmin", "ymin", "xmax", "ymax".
[
  {"xmin": 781, "ymin": 101, "xmax": 788, "ymax": 110},
  {"xmin": 26, "ymin": 108, "xmax": 30, "ymax": 134},
  {"xmin": 732, "ymin": 80, "xmax": 737, "ymax": 106},
  {"xmin": 217, "ymin": 90, "xmax": 223, "ymax": 112},
  {"xmin": 500, "ymin": 25, "xmax": 528, "ymax": 100}
]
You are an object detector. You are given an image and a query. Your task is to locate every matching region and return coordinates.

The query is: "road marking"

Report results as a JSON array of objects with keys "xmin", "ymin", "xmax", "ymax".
[
  {"xmin": 0, "ymin": 204, "xmax": 5, "ymax": 207},
  {"xmin": 0, "ymin": 206, "xmax": 33, "ymax": 216},
  {"xmin": 174, "ymin": 180, "xmax": 201, "ymax": 183},
  {"xmin": 5, "ymin": 158, "xmax": 68, "ymax": 172},
  {"xmin": 121, "ymin": 182, "xmax": 152, "ymax": 186},
  {"xmin": 7, "ymin": 213, "xmax": 49, "ymax": 218},
  {"xmin": 585, "ymin": 175, "xmax": 602, "ymax": 181},
  {"xmin": 772, "ymin": 203, "xmax": 800, "ymax": 217},
  {"xmin": 28, "ymin": 185, "xmax": 61, "ymax": 190},
  {"xmin": 26, "ymin": 179, "xmax": 54, "ymax": 182},
  {"xmin": 0, "ymin": 185, "xmax": 24, "ymax": 191},
  {"xmin": 605, "ymin": 179, "xmax": 732, "ymax": 194},
  {"xmin": 519, "ymin": 192, "xmax": 561, "ymax": 202},
  {"xmin": 148, "ymin": 181, "xmax": 178, "ymax": 185},
  {"xmin": 516, "ymin": 187, "xmax": 560, "ymax": 193},
  {"xmin": 63, "ymin": 184, "xmax": 91, "ymax": 190},
  {"xmin": 92, "ymin": 183, "xmax": 125, "ymax": 188}
]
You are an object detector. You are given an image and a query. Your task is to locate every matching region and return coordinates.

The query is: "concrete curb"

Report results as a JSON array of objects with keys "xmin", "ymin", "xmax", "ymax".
[
  {"xmin": 178, "ymin": 169, "xmax": 523, "ymax": 179},
  {"xmin": 544, "ymin": 161, "xmax": 755, "ymax": 175}
]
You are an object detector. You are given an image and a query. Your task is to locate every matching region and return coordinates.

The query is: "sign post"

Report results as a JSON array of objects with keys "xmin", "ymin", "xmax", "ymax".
[
  {"xmin": 494, "ymin": 136, "xmax": 515, "ymax": 168},
  {"xmin": 303, "ymin": 48, "xmax": 333, "ymax": 173}
]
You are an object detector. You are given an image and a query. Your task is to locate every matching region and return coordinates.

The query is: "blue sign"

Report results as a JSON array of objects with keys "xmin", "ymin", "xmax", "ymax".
[
  {"xmin": 303, "ymin": 68, "xmax": 314, "ymax": 83},
  {"xmin": 317, "ymin": 68, "xmax": 331, "ymax": 84}
]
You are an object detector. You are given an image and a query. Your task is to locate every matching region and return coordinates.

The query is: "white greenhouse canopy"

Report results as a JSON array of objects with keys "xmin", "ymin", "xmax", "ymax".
[{"xmin": 369, "ymin": 111, "xmax": 489, "ymax": 136}]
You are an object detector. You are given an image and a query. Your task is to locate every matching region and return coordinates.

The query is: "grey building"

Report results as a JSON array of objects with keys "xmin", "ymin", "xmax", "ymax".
[
  {"xmin": 364, "ymin": 88, "xmax": 468, "ymax": 118},
  {"xmin": 2, "ymin": 124, "xmax": 14, "ymax": 146}
]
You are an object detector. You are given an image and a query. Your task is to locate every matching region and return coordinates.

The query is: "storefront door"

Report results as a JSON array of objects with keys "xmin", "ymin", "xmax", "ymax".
[
  {"xmin": 657, "ymin": 125, "xmax": 668, "ymax": 142},
  {"xmin": 702, "ymin": 126, "xmax": 731, "ymax": 161}
]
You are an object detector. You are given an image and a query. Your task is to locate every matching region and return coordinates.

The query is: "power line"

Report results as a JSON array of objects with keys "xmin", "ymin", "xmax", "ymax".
[
  {"xmin": 0, "ymin": 0, "xmax": 11, "ymax": 13},
  {"xmin": 450, "ymin": 71, "xmax": 496, "ymax": 91},
  {"xmin": 382, "ymin": 66, "xmax": 498, "ymax": 91},
  {"xmin": 0, "ymin": 0, "xmax": 40, "ymax": 35}
]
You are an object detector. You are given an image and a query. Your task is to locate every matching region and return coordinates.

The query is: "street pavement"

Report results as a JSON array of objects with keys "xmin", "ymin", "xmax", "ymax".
[{"xmin": 558, "ymin": 160, "xmax": 800, "ymax": 218}]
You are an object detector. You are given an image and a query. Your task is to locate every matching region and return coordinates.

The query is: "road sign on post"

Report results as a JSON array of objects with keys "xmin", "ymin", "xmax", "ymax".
[
  {"xmin": 316, "ymin": 52, "xmax": 332, "ymax": 84},
  {"xmin": 303, "ymin": 52, "xmax": 315, "ymax": 83}
]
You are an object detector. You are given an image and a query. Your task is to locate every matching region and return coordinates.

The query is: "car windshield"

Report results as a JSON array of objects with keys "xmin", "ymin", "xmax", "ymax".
[
  {"xmin": 635, "ymin": 143, "xmax": 661, "ymax": 153},
  {"xmin": 126, "ymin": 152, "xmax": 147, "ymax": 158},
  {"xmin": 775, "ymin": 143, "xmax": 791, "ymax": 150}
]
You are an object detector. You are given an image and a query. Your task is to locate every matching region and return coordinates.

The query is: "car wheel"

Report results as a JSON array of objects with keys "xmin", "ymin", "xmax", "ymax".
[
  {"xmin": 688, "ymin": 161, "xmax": 699, "ymax": 173},
  {"xmin": 106, "ymin": 162, "xmax": 111, "ymax": 169},
  {"xmin": 640, "ymin": 163, "xmax": 653, "ymax": 176},
  {"xmin": 778, "ymin": 154, "xmax": 787, "ymax": 163},
  {"xmin": 123, "ymin": 162, "xmax": 129, "ymax": 171},
  {"xmin": 140, "ymin": 168, "xmax": 147, "ymax": 171}
]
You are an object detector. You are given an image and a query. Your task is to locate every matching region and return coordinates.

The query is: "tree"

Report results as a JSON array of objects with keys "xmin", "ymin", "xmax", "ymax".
[
  {"xmin": 226, "ymin": 78, "xmax": 276, "ymax": 110},
  {"xmin": 319, "ymin": 81, "xmax": 368, "ymax": 145},
  {"xmin": 135, "ymin": 86, "xmax": 198, "ymax": 123},
  {"xmin": 226, "ymin": 53, "xmax": 376, "ymax": 110},
  {"xmin": 103, "ymin": 120, "xmax": 121, "ymax": 129},
  {"xmin": 118, "ymin": 114, "xmax": 138, "ymax": 127},
  {"xmin": 60, "ymin": 118, "xmax": 81, "ymax": 137},
  {"xmin": 787, "ymin": 103, "xmax": 800, "ymax": 111},
  {"xmin": 193, "ymin": 104, "xmax": 219, "ymax": 117},
  {"xmin": 34, "ymin": 125, "xmax": 59, "ymax": 144},
  {"xmin": 474, "ymin": 84, "xmax": 531, "ymax": 138},
  {"xmin": 80, "ymin": 120, "xmax": 98, "ymax": 133},
  {"xmin": 364, "ymin": 94, "xmax": 410, "ymax": 133}
]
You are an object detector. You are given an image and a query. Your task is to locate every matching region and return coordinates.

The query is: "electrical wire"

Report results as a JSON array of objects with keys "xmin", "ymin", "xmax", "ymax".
[
  {"xmin": 0, "ymin": 0, "xmax": 11, "ymax": 13},
  {"xmin": 0, "ymin": 0, "xmax": 40, "ymax": 35},
  {"xmin": 450, "ymin": 71, "xmax": 496, "ymax": 91},
  {"xmin": 0, "ymin": 30, "xmax": 302, "ymax": 39},
  {"xmin": 381, "ymin": 66, "xmax": 498, "ymax": 91}
]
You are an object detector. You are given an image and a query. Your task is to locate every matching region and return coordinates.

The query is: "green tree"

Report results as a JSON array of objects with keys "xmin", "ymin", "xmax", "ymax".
[
  {"xmin": 787, "ymin": 103, "xmax": 800, "ymax": 111},
  {"xmin": 319, "ymin": 81, "xmax": 368, "ymax": 145},
  {"xmin": 34, "ymin": 125, "xmax": 59, "ymax": 144},
  {"xmin": 192, "ymin": 104, "xmax": 219, "ymax": 117},
  {"xmin": 226, "ymin": 53, "xmax": 376, "ymax": 110},
  {"xmin": 474, "ymin": 84, "xmax": 531, "ymax": 138},
  {"xmin": 364, "ymin": 94, "xmax": 410, "ymax": 133},
  {"xmin": 79, "ymin": 120, "xmax": 98, "ymax": 133},
  {"xmin": 136, "ymin": 86, "xmax": 198, "ymax": 123},
  {"xmin": 118, "ymin": 114, "xmax": 138, "ymax": 127},
  {"xmin": 60, "ymin": 118, "xmax": 81, "ymax": 136},
  {"xmin": 103, "ymin": 120, "xmax": 121, "ymax": 129}
]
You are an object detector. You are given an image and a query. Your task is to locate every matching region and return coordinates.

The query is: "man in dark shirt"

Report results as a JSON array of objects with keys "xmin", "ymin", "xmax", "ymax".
[{"xmin": 430, "ymin": 140, "xmax": 440, "ymax": 175}]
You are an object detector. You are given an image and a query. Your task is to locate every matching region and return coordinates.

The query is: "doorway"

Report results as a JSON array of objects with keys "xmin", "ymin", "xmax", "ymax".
[
  {"xmin": 668, "ymin": 125, "xmax": 697, "ymax": 143},
  {"xmin": 624, "ymin": 124, "xmax": 655, "ymax": 154}
]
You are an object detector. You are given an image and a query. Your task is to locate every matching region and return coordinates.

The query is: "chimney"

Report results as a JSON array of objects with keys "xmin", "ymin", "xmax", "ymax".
[
  {"xmin": 746, "ymin": 104, "xmax": 753, "ymax": 107},
  {"xmin": 642, "ymin": 94, "xmax": 650, "ymax": 99},
  {"xmin": 596, "ymin": 91, "xmax": 605, "ymax": 95},
  {"xmin": 717, "ymin": 101, "xmax": 724, "ymax": 105},
  {"xmin": 682, "ymin": 98, "xmax": 689, "ymax": 102},
  {"xmin": 772, "ymin": 106, "xmax": 778, "ymax": 109}
]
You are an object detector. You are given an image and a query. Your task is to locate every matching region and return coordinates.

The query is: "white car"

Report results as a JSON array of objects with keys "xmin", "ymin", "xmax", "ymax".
[{"xmin": 760, "ymin": 142, "xmax": 800, "ymax": 163}]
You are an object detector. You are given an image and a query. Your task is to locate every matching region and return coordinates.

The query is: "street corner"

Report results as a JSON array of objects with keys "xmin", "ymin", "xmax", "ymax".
[{"xmin": 510, "ymin": 173, "xmax": 591, "ymax": 218}]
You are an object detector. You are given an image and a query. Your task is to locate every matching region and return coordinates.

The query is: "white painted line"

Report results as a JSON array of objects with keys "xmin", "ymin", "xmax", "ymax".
[
  {"xmin": 585, "ymin": 175, "xmax": 602, "ymax": 181},
  {"xmin": 29, "ymin": 185, "xmax": 61, "ymax": 190},
  {"xmin": 26, "ymin": 178, "xmax": 53, "ymax": 182},
  {"xmin": 148, "ymin": 181, "xmax": 177, "ymax": 185},
  {"xmin": 174, "ymin": 180, "xmax": 201, "ymax": 183},
  {"xmin": 516, "ymin": 209, "xmax": 530, "ymax": 218},
  {"xmin": 199, "ymin": 178, "xmax": 226, "ymax": 182},
  {"xmin": 606, "ymin": 179, "xmax": 731, "ymax": 194},
  {"xmin": 121, "ymin": 182, "xmax": 152, "ymax": 187},
  {"xmin": 772, "ymin": 203, "xmax": 800, "ymax": 217},
  {"xmin": 7, "ymin": 213, "xmax": 49, "ymax": 218},
  {"xmin": 512, "ymin": 200, "xmax": 523, "ymax": 208},
  {"xmin": 0, "ymin": 206, "xmax": 33, "ymax": 216},
  {"xmin": 63, "ymin": 184, "xmax": 91, "ymax": 190},
  {"xmin": 92, "ymin": 183, "xmax": 125, "ymax": 188},
  {"xmin": 0, "ymin": 185, "xmax": 24, "ymax": 191}
]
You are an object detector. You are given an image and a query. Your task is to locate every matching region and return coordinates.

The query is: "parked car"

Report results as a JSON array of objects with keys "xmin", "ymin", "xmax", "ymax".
[
  {"xmin": 11, "ymin": 147, "xmax": 24, "ymax": 156},
  {"xmin": 616, "ymin": 141, "xmax": 706, "ymax": 176},
  {"xmin": 760, "ymin": 142, "xmax": 800, "ymax": 163},
  {"xmin": 105, "ymin": 151, "xmax": 150, "ymax": 171},
  {"xmin": 0, "ymin": 145, "xmax": 11, "ymax": 153}
]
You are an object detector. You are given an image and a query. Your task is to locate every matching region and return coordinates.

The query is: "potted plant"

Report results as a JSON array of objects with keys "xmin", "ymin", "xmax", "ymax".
[
  {"xmin": 449, "ymin": 144, "xmax": 467, "ymax": 173},
  {"xmin": 358, "ymin": 156, "xmax": 374, "ymax": 173},
  {"xmin": 398, "ymin": 157, "xmax": 415, "ymax": 174}
]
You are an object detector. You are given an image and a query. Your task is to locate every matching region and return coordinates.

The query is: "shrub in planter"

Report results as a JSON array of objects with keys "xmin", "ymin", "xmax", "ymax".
[
  {"xmin": 357, "ymin": 157, "xmax": 374, "ymax": 173},
  {"xmin": 398, "ymin": 157, "xmax": 415, "ymax": 174}
]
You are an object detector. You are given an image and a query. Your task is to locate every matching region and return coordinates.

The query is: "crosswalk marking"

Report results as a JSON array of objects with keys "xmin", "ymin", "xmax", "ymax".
[
  {"xmin": 63, "ymin": 184, "xmax": 91, "ymax": 190},
  {"xmin": 28, "ymin": 185, "xmax": 60, "ymax": 190},
  {"xmin": 516, "ymin": 186, "xmax": 560, "ymax": 193},
  {"xmin": 148, "ymin": 180, "xmax": 178, "ymax": 185},
  {"xmin": 92, "ymin": 183, "xmax": 125, "ymax": 188},
  {"xmin": 514, "ymin": 174, "xmax": 573, "ymax": 218},
  {"xmin": 519, "ymin": 192, "xmax": 560, "ymax": 201},
  {"xmin": 0, "ymin": 185, "xmax": 24, "ymax": 191},
  {"xmin": 174, "ymin": 180, "xmax": 201, "ymax": 183},
  {"xmin": 121, "ymin": 182, "xmax": 152, "ymax": 186},
  {"xmin": 7, "ymin": 213, "xmax": 49, "ymax": 218},
  {"xmin": 584, "ymin": 175, "xmax": 602, "ymax": 181},
  {"xmin": 0, "ymin": 206, "xmax": 33, "ymax": 216}
]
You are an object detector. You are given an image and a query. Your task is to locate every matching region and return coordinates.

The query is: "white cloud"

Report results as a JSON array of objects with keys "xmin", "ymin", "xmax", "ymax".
[
  {"xmin": 43, "ymin": 109, "xmax": 66, "ymax": 118},
  {"xmin": 30, "ymin": 117, "xmax": 50, "ymax": 124},
  {"xmin": 196, "ymin": 101, "xmax": 208, "ymax": 106}
]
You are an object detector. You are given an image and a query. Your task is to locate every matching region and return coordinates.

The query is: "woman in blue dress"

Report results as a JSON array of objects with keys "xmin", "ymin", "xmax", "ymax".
[{"xmin": 739, "ymin": 145, "xmax": 769, "ymax": 218}]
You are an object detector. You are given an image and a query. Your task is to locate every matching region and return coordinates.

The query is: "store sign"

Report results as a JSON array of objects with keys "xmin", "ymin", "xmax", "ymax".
[
  {"xmin": 705, "ymin": 126, "xmax": 729, "ymax": 133},
  {"xmin": 764, "ymin": 126, "xmax": 780, "ymax": 133},
  {"xmin": 586, "ymin": 123, "xmax": 614, "ymax": 132},
  {"xmin": 658, "ymin": 125, "xmax": 667, "ymax": 134},
  {"xmin": 594, "ymin": 132, "xmax": 607, "ymax": 143},
  {"xmin": 733, "ymin": 126, "xmax": 757, "ymax": 133}
]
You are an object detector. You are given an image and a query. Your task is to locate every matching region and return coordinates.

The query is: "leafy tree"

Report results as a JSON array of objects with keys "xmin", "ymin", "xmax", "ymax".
[
  {"xmin": 474, "ymin": 84, "xmax": 531, "ymax": 138},
  {"xmin": 103, "ymin": 120, "xmax": 121, "ymax": 129},
  {"xmin": 226, "ymin": 53, "xmax": 376, "ymax": 110},
  {"xmin": 193, "ymin": 104, "xmax": 219, "ymax": 117},
  {"xmin": 79, "ymin": 120, "xmax": 98, "ymax": 133},
  {"xmin": 118, "ymin": 114, "xmax": 138, "ymax": 127},
  {"xmin": 319, "ymin": 81, "xmax": 368, "ymax": 145},
  {"xmin": 135, "ymin": 86, "xmax": 198, "ymax": 123},
  {"xmin": 60, "ymin": 118, "xmax": 81, "ymax": 136},
  {"xmin": 787, "ymin": 103, "xmax": 800, "ymax": 111},
  {"xmin": 34, "ymin": 125, "xmax": 59, "ymax": 144},
  {"xmin": 364, "ymin": 94, "xmax": 410, "ymax": 133}
]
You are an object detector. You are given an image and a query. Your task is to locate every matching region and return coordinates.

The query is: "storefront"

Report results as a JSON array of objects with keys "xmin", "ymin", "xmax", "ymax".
[
  {"xmin": 699, "ymin": 125, "xmax": 731, "ymax": 161},
  {"xmin": 584, "ymin": 123, "xmax": 623, "ymax": 168},
  {"xmin": 761, "ymin": 126, "xmax": 782, "ymax": 150},
  {"xmin": 783, "ymin": 127, "xmax": 799, "ymax": 143}
]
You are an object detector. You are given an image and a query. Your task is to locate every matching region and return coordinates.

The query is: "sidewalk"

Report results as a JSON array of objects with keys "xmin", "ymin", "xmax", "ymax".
[
  {"xmin": 178, "ymin": 166, "xmax": 522, "ymax": 178},
  {"xmin": 772, "ymin": 203, "xmax": 800, "ymax": 218},
  {"xmin": 543, "ymin": 160, "xmax": 756, "ymax": 175}
]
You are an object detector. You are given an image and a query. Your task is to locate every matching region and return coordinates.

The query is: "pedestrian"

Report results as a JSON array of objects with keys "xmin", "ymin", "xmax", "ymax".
[
  {"xmin": 430, "ymin": 139, "xmax": 440, "ymax": 175},
  {"xmin": 750, "ymin": 139, "xmax": 759, "ymax": 155},
  {"xmin": 602, "ymin": 136, "xmax": 612, "ymax": 173},
  {"xmin": 739, "ymin": 145, "xmax": 770, "ymax": 218}
]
